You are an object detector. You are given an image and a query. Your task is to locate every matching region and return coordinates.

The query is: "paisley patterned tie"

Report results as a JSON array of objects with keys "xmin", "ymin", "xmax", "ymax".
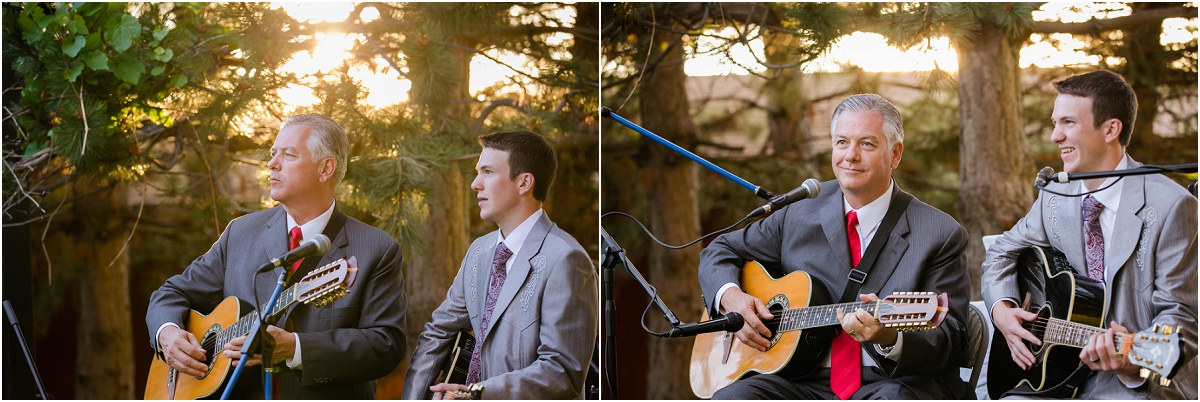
[
  {"xmin": 465, "ymin": 242, "xmax": 513, "ymax": 384},
  {"xmin": 1082, "ymin": 196, "xmax": 1105, "ymax": 281}
]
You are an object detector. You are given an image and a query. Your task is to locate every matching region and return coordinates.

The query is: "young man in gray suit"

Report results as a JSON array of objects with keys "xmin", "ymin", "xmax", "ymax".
[
  {"xmin": 403, "ymin": 131, "xmax": 598, "ymax": 399},
  {"xmin": 698, "ymin": 94, "xmax": 971, "ymax": 399},
  {"xmin": 984, "ymin": 70, "xmax": 1197, "ymax": 399},
  {"xmin": 146, "ymin": 114, "xmax": 408, "ymax": 398}
]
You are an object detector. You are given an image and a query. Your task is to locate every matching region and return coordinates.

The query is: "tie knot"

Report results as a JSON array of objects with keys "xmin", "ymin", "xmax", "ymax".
[
  {"xmin": 493, "ymin": 242, "xmax": 513, "ymax": 268},
  {"xmin": 1083, "ymin": 196, "xmax": 1104, "ymax": 218},
  {"xmin": 288, "ymin": 226, "xmax": 303, "ymax": 250},
  {"xmin": 846, "ymin": 210, "xmax": 859, "ymax": 229}
]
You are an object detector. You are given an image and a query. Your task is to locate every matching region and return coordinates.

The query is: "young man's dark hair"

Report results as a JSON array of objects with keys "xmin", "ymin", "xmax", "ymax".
[
  {"xmin": 478, "ymin": 131, "xmax": 557, "ymax": 201},
  {"xmin": 1053, "ymin": 70, "xmax": 1138, "ymax": 146}
]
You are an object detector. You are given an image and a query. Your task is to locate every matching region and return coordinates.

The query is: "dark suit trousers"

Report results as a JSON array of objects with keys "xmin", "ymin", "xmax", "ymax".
[{"xmin": 712, "ymin": 367, "xmax": 966, "ymax": 400}]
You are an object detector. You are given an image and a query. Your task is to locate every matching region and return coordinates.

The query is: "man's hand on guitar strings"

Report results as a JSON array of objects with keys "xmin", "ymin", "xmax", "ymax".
[
  {"xmin": 719, "ymin": 287, "xmax": 774, "ymax": 352},
  {"xmin": 991, "ymin": 301, "xmax": 1041, "ymax": 370},
  {"xmin": 430, "ymin": 382, "xmax": 470, "ymax": 400},
  {"xmin": 1081, "ymin": 321, "xmax": 1138, "ymax": 375},
  {"xmin": 159, "ymin": 325, "xmax": 210, "ymax": 377},
  {"xmin": 836, "ymin": 294, "xmax": 898, "ymax": 347},
  {"xmin": 222, "ymin": 325, "xmax": 297, "ymax": 366}
]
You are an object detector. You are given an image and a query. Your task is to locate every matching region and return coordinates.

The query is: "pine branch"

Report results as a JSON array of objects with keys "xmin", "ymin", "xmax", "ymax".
[{"xmin": 1032, "ymin": 5, "xmax": 1195, "ymax": 34}]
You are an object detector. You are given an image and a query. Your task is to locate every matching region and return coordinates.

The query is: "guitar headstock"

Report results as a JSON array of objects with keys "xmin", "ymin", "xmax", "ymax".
[
  {"xmin": 877, "ymin": 292, "xmax": 949, "ymax": 332},
  {"xmin": 1127, "ymin": 323, "xmax": 1182, "ymax": 386},
  {"xmin": 297, "ymin": 256, "xmax": 359, "ymax": 307}
]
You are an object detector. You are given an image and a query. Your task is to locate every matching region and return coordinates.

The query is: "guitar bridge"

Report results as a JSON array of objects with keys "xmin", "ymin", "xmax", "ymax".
[{"xmin": 721, "ymin": 332, "xmax": 733, "ymax": 364}]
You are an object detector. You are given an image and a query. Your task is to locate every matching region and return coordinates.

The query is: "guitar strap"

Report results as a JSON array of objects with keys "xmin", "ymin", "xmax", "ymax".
[{"xmin": 837, "ymin": 188, "xmax": 913, "ymax": 304}]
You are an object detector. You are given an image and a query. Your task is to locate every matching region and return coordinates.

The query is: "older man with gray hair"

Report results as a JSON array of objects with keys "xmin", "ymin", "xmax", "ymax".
[
  {"xmin": 697, "ymin": 94, "xmax": 971, "ymax": 399},
  {"xmin": 147, "ymin": 114, "xmax": 407, "ymax": 399}
]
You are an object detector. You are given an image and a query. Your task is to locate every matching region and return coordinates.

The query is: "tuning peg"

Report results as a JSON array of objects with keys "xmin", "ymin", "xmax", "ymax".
[
  {"xmin": 1153, "ymin": 323, "xmax": 1160, "ymax": 332},
  {"xmin": 1156, "ymin": 363, "xmax": 1163, "ymax": 370},
  {"xmin": 1163, "ymin": 325, "xmax": 1173, "ymax": 335},
  {"xmin": 1160, "ymin": 378, "xmax": 1172, "ymax": 387},
  {"xmin": 1140, "ymin": 368, "xmax": 1150, "ymax": 378}
]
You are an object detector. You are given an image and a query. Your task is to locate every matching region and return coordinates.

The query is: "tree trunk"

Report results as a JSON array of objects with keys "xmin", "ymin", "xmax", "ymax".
[
  {"xmin": 763, "ymin": 27, "xmax": 814, "ymax": 174},
  {"xmin": 953, "ymin": 20, "xmax": 1034, "ymax": 300},
  {"xmin": 72, "ymin": 181, "xmax": 135, "ymax": 399},
  {"xmin": 1121, "ymin": 2, "xmax": 1167, "ymax": 156},
  {"xmin": 637, "ymin": 23, "xmax": 702, "ymax": 400}
]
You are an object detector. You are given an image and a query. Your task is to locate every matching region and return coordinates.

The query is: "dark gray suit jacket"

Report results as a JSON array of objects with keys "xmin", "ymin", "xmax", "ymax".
[
  {"xmin": 146, "ymin": 206, "xmax": 407, "ymax": 399},
  {"xmin": 698, "ymin": 180, "xmax": 970, "ymax": 399},
  {"xmin": 982, "ymin": 159, "xmax": 1197, "ymax": 399},
  {"xmin": 402, "ymin": 212, "xmax": 598, "ymax": 399}
]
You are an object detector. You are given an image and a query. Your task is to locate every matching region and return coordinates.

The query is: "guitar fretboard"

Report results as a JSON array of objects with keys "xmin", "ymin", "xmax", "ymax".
[
  {"xmin": 213, "ymin": 285, "xmax": 302, "ymax": 349},
  {"xmin": 1039, "ymin": 318, "xmax": 1129, "ymax": 348},
  {"xmin": 776, "ymin": 301, "xmax": 884, "ymax": 333}
]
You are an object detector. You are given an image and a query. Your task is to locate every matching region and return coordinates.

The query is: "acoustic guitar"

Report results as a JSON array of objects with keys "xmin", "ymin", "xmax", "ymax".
[
  {"xmin": 143, "ymin": 257, "xmax": 358, "ymax": 399},
  {"xmin": 425, "ymin": 330, "xmax": 476, "ymax": 399},
  {"xmin": 690, "ymin": 261, "xmax": 949, "ymax": 399},
  {"xmin": 986, "ymin": 246, "xmax": 1182, "ymax": 398}
]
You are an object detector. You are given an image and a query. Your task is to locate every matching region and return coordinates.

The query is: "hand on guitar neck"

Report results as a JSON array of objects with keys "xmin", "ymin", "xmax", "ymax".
[
  {"xmin": 222, "ymin": 324, "xmax": 297, "ymax": 367},
  {"xmin": 835, "ymin": 293, "xmax": 899, "ymax": 347},
  {"xmin": 1080, "ymin": 321, "xmax": 1140, "ymax": 376}
]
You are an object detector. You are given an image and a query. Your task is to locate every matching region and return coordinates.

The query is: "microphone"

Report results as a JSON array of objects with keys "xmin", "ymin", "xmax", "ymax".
[
  {"xmin": 1034, "ymin": 166, "xmax": 1053, "ymax": 188},
  {"xmin": 748, "ymin": 178, "xmax": 821, "ymax": 218},
  {"xmin": 257, "ymin": 234, "xmax": 331, "ymax": 273},
  {"xmin": 662, "ymin": 312, "xmax": 744, "ymax": 338}
]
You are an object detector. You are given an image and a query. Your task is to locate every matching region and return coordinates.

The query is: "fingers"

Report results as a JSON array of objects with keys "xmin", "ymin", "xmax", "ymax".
[
  {"xmin": 737, "ymin": 315, "xmax": 772, "ymax": 352},
  {"xmin": 182, "ymin": 332, "xmax": 206, "ymax": 362}
]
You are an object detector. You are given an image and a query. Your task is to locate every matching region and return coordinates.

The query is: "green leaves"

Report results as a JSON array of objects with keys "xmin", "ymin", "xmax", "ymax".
[
  {"xmin": 104, "ymin": 13, "xmax": 141, "ymax": 52},
  {"xmin": 111, "ymin": 53, "xmax": 145, "ymax": 84},
  {"xmin": 83, "ymin": 50, "xmax": 110, "ymax": 71},
  {"xmin": 63, "ymin": 35, "xmax": 86, "ymax": 57}
]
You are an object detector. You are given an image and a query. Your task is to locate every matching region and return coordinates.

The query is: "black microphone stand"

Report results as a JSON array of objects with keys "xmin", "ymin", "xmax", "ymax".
[
  {"xmin": 3, "ymin": 300, "xmax": 48, "ymax": 400},
  {"xmin": 1038, "ymin": 164, "xmax": 1197, "ymax": 189},
  {"xmin": 601, "ymin": 228, "xmax": 682, "ymax": 399}
]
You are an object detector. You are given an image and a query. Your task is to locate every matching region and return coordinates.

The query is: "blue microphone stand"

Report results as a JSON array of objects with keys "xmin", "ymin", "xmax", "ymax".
[{"xmin": 603, "ymin": 106, "xmax": 775, "ymax": 200}]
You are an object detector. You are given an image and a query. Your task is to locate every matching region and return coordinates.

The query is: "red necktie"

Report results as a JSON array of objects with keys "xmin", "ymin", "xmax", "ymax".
[
  {"xmin": 831, "ymin": 210, "xmax": 862, "ymax": 399},
  {"xmin": 288, "ymin": 226, "xmax": 303, "ymax": 274}
]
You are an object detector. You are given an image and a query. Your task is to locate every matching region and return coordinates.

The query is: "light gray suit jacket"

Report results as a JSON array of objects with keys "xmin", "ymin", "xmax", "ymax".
[
  {"xmin": 698, "ymin": 180, "xmax": 971, "ymax": 399},
  {"xmin": 402, "ymin": 213, "xmax": 598, "ymax": 399},
  {"xmin": 982, "ymin": 159, "xmax": 1198, "ymax": 399},
  {"xmin": 147, "ymin": 206, "xmax": 408, "ymax": 399}
]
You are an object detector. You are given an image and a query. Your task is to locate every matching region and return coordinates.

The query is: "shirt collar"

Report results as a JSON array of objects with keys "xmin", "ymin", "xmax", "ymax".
[
  {"xmin": 286, "ymin": 201, "xmax": 336, "ymax": 241},
  {"xmin": 496, "ymin": 208, "xmax": 544, "ymax": 258},
  {"xmin": 843, "ymin": 179, "xmax": 895, "ymax": 231},
  {"xmin": 1080, "ymin": 154, "xmax": 1127, "ymax": 212}
]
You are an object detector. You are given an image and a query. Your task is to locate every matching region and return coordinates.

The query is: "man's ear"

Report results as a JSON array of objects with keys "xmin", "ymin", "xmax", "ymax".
[
  {"xmin": 1102, "ymin": 118, "xmax": 1122, "ymax": 144},
  {"xmin": 319, "ymin": 158, "xmax": 337, "ymax": 182},
  {"xmin": 517, "ymin": 172, "xmax": 535, "ymax": 196}
]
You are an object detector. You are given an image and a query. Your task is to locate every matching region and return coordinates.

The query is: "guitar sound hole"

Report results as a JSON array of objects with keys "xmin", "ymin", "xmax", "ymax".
[
  {"xmin": 197, "ymin": 325, "xmax": 221, "ymax": 379},
  {"xmin": 766, "ymin": 306, "xmax": 784, "ymax": 336},
  {"xmin": 1025, "ymin": 308, "xmax": 1051, "ymax": 353}
]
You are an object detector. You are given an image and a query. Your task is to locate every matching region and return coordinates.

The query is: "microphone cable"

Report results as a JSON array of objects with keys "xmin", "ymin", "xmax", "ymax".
[{"xmin": 600, "ymin": 209, "xmax": 761, "ymax": 251}]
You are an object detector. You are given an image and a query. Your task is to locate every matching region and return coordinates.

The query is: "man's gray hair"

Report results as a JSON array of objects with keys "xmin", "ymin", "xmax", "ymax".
[
  {"xmin": 281, "ymin": 114, "xmax": 349, "ymax": 183},
  {"xmin": 830, "ymin": 94, "xmax": 904, "ymax": 149}
]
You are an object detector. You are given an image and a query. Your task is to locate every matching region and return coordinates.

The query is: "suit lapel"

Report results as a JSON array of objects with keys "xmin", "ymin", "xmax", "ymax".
[
  {"xmin": 1106, "ymin": 174, "xmax": 1145, "ymax": 285},
  {"xmin": 861, "ymin": 192, "xmax": 911, "ymax": 294},
  {"xmin": 1052, "ymin": 192, "xmax": 1088, "ymax": 276},
  {"xmin": 251, "ymin": 207, "xmax": 290, "ymax": 303},
  {"xmin": 484, "ymin": 214, "xmax": 552, "ymax": 344},
  {"xmin": 821, "ymin": 186, "xmax": 853, "ymax": 272}
]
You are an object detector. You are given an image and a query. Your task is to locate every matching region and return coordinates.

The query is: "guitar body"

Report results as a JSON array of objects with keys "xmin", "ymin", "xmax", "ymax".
[
  {"xmin": 690, "ymin": 262, "xmax": 835, "ymax": 399},
  {"xmin": 426, "ymin": 330, "xmax": 476, "ymax": 399},
  {"xmin": 987, "ymin": 246, "xmax": 1107, "ymax": 398},
  {"xmin": 145, "ymin": 296, "xmax": 241, "ymax": 400}
]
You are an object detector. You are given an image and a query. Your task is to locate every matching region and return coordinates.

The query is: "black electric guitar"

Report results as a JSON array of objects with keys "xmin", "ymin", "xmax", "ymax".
[
  {"xmin": 425, "ymin": 331, "xmax": 476, "ymax": 399},
  {"xmin": 987, "ymin": 246, "xmax": 1183, "ymax": 398}
]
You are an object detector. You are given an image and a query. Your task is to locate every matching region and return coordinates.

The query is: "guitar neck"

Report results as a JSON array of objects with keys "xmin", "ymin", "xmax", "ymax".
[
  {"xmin": 1040, "ymin": 318, "xmax": 1129, "ymax": 349},
  {"xmin": 777, "ymin": 300, "xmax": 881, "ymax": 332},
  {"xmin": 213, "ymin": 283, "xmax": 303, "ymax": 349}
]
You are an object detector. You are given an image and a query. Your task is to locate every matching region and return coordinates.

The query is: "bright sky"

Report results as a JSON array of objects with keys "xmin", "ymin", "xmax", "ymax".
[
  {"xmin": 683, "ymin": 3, "xmax": 1198, "ymax": 76},
  {"xmin": 271, "ymin": 2, "xmax": 554, "ymax": 110}
]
